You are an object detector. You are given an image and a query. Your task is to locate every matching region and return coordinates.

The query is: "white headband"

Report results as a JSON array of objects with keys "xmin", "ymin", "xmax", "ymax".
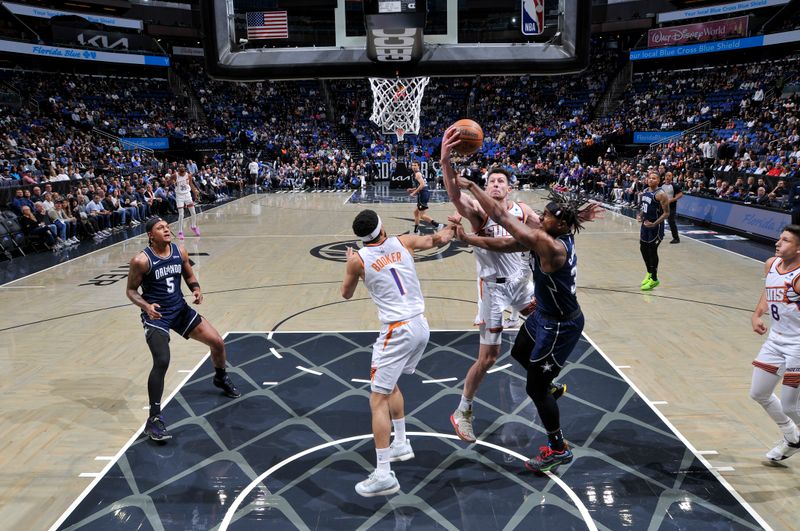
[{"xmin": 361, "ymin": 216, "xmax": 383, "ymax": 242}]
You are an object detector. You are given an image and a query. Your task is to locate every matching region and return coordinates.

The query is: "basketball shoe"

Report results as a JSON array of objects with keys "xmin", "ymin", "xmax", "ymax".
[
  {"xmin": 640, "ymin": 273, "xmax": 652, "ymax": 287},
  {"xmin": 355, "ymin": 470, "xmax": 400, "ymax": 497},
  {"xmin": 451, "ymin": 409, "xmax": 477, "ymax": 443},
  {"xmin": 524, "ymin": 443, "xmax": 573, "ymax": 474},
  {"xmin": 191, "ymin": 226, "xmax": 201, "ymax": 236},
  {"xmin": 213, "ymin": 374, "xmax": 241, "ymax": 398},
  {"xmin": 641, "ymin": 278, "xmax": 660, "ymax": 291},
  {"xmin": 389, "ymin": 439, "xmax": 414, "ymax": 462},
  {"xmin": 144, "ymin": 415, "xmax": 172, "ymax": 441},
  {"xmin": 177, "ymin": 231, "xmax": 184, "ymax": 241},
  {"xmin": 766, "ymin": 436, "xmax": 800, "ymax": 461}
]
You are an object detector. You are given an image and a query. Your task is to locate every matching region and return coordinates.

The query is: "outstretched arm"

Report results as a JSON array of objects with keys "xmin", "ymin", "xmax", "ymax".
[
  {"xmin": 457, "ymin": 177, "xmax": 566, "ymax": 271},
  {"xmin": 441, "ymin": 127, "xmax": 484, "ymax": 229},
  {"xmin": 398, "ymin": 225, "xmax": 455, "ymax": 252},
  {"xmin": 455, "ymin": 224, "xmax": 526, "ymax": 252}
]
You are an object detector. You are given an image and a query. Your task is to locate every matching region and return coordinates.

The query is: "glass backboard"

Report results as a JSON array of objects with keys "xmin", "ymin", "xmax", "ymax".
[{"xmin": 201, "ymin": 0, "xmax": 590, "ymax": 80}]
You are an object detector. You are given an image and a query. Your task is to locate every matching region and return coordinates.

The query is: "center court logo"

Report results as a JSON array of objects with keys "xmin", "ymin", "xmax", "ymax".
[{"xmin": 310, "ymin": 237, "xmax": 470, "ymax": 263}]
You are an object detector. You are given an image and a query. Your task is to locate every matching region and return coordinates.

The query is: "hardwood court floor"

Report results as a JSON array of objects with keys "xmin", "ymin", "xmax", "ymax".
[{"xmin": 0, "ymin": 190, "xmax": 796, "ymax": 530}]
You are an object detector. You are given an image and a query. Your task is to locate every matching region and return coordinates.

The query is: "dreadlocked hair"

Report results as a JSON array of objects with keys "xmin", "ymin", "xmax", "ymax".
[{"xmin": 546, "ymin": 189, "xmax": 592, "ymax": 234}]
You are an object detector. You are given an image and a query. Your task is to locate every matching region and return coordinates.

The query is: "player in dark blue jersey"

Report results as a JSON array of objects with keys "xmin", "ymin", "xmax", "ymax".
[
  {"xmin": 126, "ymin": 218, "xmax": 240, "ymax": 442},
  {"xmin": 455, "ymin": 178, "xmax": 599, "ymax": 474},
  {"xmin": 638, "ymin": 172, "xmax": 670, "ymax": 291},
  {"xmin": 407, "ymin": 162, "xmax": 443, "ymax": 233}
]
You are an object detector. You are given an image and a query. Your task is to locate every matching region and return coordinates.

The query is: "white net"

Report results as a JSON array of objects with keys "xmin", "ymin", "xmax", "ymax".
[{"xmin": 368, "ymin": 76, "xmax": 429, "ymax": 141}]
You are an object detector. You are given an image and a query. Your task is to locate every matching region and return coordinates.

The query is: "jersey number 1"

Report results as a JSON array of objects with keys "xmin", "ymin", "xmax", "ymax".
[{"xmin": 389, "ymin": 268, "xmax": 406, "ymax": 296}]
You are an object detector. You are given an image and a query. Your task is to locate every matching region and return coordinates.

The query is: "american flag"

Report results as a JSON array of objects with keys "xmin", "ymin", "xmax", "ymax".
[{"xmin": 246, "ymin": 11, "xmax": 288, "ymax": 40}]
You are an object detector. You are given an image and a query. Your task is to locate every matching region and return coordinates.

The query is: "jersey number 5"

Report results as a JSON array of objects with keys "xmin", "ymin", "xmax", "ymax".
[{"xmin": 166, "ymin": 277, "xmax": 175, "ymax": 294}]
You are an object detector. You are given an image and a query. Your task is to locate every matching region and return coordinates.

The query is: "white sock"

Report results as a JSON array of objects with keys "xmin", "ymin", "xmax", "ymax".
[
  {"xmin": 188, "ymin": 205, "xmax": 197, "ymax": 228},
  {"xmin": 392, "ymin": 418, "xmax": 406, "ymax": 444},
  {"xmin": 458, "ymin": 396, "xmax": 473, "ymax": 412},
  {"xmin": 177, "ymin": 208, "xmax": 185, "ymax": 232},
  {"xmin": 376, "ymin": 447, "xmax": 391, "ymax": 477}
]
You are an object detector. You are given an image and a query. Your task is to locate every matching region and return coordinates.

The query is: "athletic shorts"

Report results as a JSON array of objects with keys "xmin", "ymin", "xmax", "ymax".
[
  {"xmin": 640, "ymin": 222, "xmax": 664, "ymax": 243},
  {"xmin": 523, "ymin": 309, "xmax": 585, "ymax": 368},
  {"xmin": 477, "ymin": 276, "xmax": 535, "ymax": 345},
  {"xmin": 141, "ymin": 301, "xmax": 201, "ymax": 339},
  {"xmin": 753, "ymin": 334, "xmax": 800, "ymax": 379},
  {"xmin": 417, "ymin": 188, "xmax": 431, "ymax": 211},
  {"xmin": 370, "ymin": 314, "xmax": 430, "ymax": 394},
  {"xmin": 176, "ymin": 192, "xmax": 193, "ymax": 208}
]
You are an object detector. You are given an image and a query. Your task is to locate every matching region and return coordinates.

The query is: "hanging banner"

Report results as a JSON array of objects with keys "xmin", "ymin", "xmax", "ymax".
[
  {"xmin": 656, "ymin": 0, "xmax": 790, "ymax": 24},
  {"xmin": 0, "ymin": 39, "xmax": 169, "ymax": 66},
  {"xmin": 630, "ymin": 29, "xmax": 800, "ymax": 60},
  {"xmin": 2, "ymin": 1, "xmax": 143, "ymax": 30},
  {"xmin": 648, "ymin": 16, "xmax": 749, "ymax": 48}
]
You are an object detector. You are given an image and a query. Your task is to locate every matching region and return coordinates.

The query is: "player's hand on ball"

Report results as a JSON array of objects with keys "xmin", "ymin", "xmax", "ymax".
[{"xmin": 440, "ymin": 127, "xmax": 461, "ymax": 161}]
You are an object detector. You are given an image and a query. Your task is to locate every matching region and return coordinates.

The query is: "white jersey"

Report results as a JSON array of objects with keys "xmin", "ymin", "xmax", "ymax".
[
  {"xmin": 473, "ymin": 201, "xmax": 528, "ymax": 280},
  {"xmin": 764, "ymin": 258, "xmax": 800, "ymax": 340},
  {"xmin": 358, "ymin": 236, "xmax": 424, "ymax": 324},
  {"xmin": 176, "ymin": 171, "xmax": 192, "ymax": 196}
]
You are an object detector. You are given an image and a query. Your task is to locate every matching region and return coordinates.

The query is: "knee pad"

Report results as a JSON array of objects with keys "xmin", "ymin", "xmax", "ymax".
[{"xmin": 145, "ymin": 327, "xmax": 171, "ymax": 371}]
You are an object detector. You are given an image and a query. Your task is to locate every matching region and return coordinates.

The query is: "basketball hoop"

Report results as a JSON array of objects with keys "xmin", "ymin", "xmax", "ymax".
[{"xmin": 369, "ymin": 76, "xmax": 429, "ymax": 142}]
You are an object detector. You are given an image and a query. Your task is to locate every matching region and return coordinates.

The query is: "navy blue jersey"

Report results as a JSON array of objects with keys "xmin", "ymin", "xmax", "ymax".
[
  {"xmin": 640, "ymin": 189, "xmax": 665, "ymax": 242},
  {"xmin": 529, "ymin": 233, "xmax": 580, "ymax": 318},
  {"xmin": 141, "ymin": 243, "xmax": 184, "ymax": 307}
]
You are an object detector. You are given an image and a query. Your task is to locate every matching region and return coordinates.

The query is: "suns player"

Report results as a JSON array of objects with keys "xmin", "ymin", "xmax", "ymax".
[
  {"xmin": 341, "ymin": 209, "xmax": 454, "ymax": 496},
  {"xmin": 749, "ymin": 224, "xmax": 800, "ymax": 461},
  {"xmin": 439, "ymin": 127, "xmax": 550, "ymax": 443},
  {"xmin": 173, "ymin": 164, "xmax": 200, "ymax": 240},
  {"xmin": 638, "ymin": 172, "xmax": 670, "ymax": 291},
  {"xmin": 407, "ymin": 162, "xmax": 443, "ymax": 233},
  {"xmin": 126, "ymin": 217, "xmax": 240, "ymax": 442}
]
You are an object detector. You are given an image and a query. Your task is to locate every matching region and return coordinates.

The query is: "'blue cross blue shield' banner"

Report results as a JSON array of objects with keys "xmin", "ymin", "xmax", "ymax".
[{"xmin": 521, "ymin": 0, "xmax": 545, "ymax": 36}]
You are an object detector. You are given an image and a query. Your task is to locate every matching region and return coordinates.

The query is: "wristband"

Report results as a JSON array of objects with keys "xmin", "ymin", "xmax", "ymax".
[{"xmin": 188, "ymin": 281, "xmax": 201, "ymax": 291}]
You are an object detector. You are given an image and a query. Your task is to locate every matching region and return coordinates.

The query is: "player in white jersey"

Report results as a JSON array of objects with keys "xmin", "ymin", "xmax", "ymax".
[
  {"xmin": 342, "ymin": 209, "xmax": 454, "ymax": 497},
  {"xmin": 440, "ymin": 126, "xmax": 541, "ymax": 443},
  {"xmin": 173, "ymin": 164, "xmax": 200, "ymax": 240},
  {"xmin": 750, "ymin": 225, "xmax": 800, "ymax": 461}
]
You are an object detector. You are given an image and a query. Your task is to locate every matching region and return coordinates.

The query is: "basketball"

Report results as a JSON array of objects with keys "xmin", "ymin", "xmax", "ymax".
[{"xmin": 451, "ymin": 119, "xmax": 484, "ymax": 155}]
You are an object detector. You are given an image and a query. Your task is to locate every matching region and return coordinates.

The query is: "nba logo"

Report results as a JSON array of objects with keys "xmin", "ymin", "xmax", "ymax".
[{"xmin": 521, "ymin": 0, "xmax": 544, "ymax": 36}]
